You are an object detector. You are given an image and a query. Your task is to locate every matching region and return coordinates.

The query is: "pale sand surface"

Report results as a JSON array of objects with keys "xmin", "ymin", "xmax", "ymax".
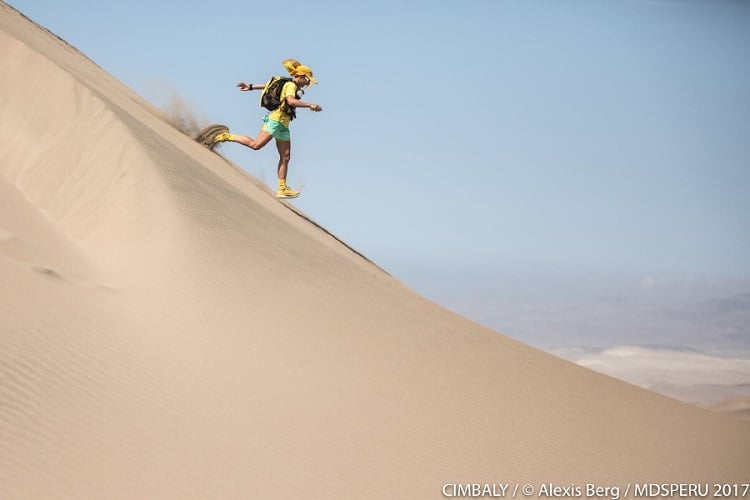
[
  {"xmin": 710, "ymin": 397, "xmax": 750, "ymax": 422},
  {"xmin": 1, "ymin": 3, "xmax": 748, "ymax": 498}
]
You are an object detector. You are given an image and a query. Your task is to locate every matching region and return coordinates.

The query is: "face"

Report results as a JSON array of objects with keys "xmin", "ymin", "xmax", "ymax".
[{"xmin": 296, "ymin": 75, "xmax": 311, "ymax": 88}]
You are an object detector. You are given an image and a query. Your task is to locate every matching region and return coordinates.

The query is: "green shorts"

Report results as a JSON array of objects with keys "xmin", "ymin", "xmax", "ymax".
[{"xmin": 263, "ymin": 116, "xmax": 290, "ymax": 141}]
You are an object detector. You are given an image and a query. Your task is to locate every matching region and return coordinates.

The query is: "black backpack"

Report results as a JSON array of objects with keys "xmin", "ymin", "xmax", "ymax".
[{"xmin": 260, "ymin": 77, "xmax": 301, "ymax": 119}]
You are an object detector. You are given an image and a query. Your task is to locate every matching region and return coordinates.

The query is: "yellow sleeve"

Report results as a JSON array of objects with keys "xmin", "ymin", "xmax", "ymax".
[{"xmin": 280, "ymin": 81, "xmax": 298, "ymax": 102}]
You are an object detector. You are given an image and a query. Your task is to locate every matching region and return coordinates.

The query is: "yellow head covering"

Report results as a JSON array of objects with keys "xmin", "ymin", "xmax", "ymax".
[{"xmin": 282, "ymin": 59, "xmax": 318, "ymax": 85}]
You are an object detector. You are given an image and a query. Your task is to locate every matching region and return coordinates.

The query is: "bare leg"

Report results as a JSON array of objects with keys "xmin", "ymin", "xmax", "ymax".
[
  {"xmin": 275, "ymin": 139, "xmax": 291, "ymax": 181},
  {"xmin": 232, "ymin": 128, "xmax": 274, "ymax": 150}
]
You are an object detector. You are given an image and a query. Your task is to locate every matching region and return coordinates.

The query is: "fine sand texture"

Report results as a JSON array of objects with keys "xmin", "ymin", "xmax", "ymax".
[{"xmin": 1, "ymin": 3, "xmax": 748, "ymax": 498}]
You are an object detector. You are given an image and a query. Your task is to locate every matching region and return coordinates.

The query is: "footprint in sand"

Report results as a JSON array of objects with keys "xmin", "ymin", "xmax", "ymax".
[{"xmin": 0, "ymin": 227, "xmax": 65, "ymax": 281}]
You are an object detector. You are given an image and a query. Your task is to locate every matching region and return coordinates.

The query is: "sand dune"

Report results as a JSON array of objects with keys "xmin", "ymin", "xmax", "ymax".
[
  {"xmin": 711, "ymin": 397, "xmax": 750, "ymax": 422},
  {"xmin": 1, "ymin": 3, "xmax": 748, "ymax": 498}
]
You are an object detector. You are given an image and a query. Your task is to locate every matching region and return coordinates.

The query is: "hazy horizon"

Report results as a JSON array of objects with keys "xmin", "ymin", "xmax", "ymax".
[{"xmin": 388, "ymin": 262, "xmax": 750, "ymax": 408}]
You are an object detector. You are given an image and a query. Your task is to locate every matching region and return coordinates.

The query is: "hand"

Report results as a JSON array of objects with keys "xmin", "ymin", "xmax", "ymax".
[
  {"xmin": 310, "ymin": 104, "xmax": 322, "ymax": 112},
  {"xmin": 236, "ymin": 82, "xmax": 252, "ymax": 91}
]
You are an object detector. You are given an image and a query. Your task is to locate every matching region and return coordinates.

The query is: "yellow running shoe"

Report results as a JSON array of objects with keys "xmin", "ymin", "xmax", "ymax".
[
  {"xmin": 276, "ymin": 185, "xmax": 300, "ymax": 199},
  {"xmin": 213, "ymin": 130, "xmax": 234, "ymax": 143}
]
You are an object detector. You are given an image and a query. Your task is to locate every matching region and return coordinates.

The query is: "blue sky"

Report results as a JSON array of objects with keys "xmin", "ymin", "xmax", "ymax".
[{"xmin": 8, "ymin": 0, "xmax": 750, "ymax": 305}]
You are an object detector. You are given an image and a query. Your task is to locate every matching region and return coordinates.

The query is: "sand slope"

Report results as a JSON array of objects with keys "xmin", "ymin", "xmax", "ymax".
[{"xmin": 1, "ymin": 3, "xmax": 748, "ymax": 498}]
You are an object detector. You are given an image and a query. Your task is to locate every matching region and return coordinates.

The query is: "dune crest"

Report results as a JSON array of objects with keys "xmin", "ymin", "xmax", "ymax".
[{"xmin": 1, "ymin": 2, "xmax": 747, "ymax": 498}]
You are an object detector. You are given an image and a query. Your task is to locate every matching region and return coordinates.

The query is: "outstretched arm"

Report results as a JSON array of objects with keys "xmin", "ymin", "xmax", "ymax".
[
  {"xmin": 285, "ymin": 95, "xmax": 323, "ymax": 112},
  {"xmin": 236, "ymin": 82, "xmax": 263, "ymax": 91}
]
